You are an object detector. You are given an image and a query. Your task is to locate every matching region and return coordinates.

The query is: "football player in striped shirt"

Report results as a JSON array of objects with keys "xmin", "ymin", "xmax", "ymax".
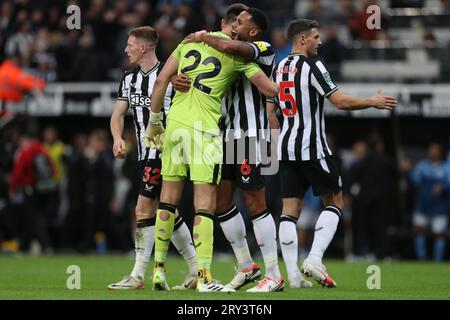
[
  {"xmin": 180, "ymin": 6, "xmax": 304, "ymax": 292},
  {"xmin": 267, "ymin": 19, "xmax": 397, "ymax": 288},
  {"xmin": 108, "ymin": 27, "xmax": 198, "ymax": 290}
]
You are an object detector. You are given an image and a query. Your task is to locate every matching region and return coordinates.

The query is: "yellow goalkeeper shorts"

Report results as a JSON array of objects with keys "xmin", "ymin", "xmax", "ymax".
[{"xmin": 161, "ymin": 120, "xmax": 222, "ymax": 185}]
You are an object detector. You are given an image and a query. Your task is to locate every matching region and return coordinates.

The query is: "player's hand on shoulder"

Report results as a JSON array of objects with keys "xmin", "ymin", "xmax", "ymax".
[
  {"xmin": 113, "ymin": 138, "xmax": 126, "ymax": 159},
  {"xmin": 372, "ymin": 89, "xmax": 398, "ymax": 110},
  {"xmin": 182, "ymin": 30, "xmax": 207, "ymax": 44},
  {"xmin": 171, "ymin": 73, "xmax": 191, "ymax": 92}
]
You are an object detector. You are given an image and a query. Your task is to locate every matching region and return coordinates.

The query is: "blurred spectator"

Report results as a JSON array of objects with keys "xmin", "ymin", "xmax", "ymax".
[
  {"xmin": 42, "ymin": 126, "xmax": 66, "ymax": 247},
  {"xmin": 46, "ymin": 6, "xmax": 63, "ymax": 32},
  {"xmin": 30, "ymin": 8, "xmax": 46, "ymax": 32},
  {"xmin": 172, "ymin": 2, "xmax": 205, "ymax": 35},
  {"xmin": 0, "ymin": 1, "xmax": 14, "ymax": 34},
  {"xmin": 61, "ymin": 133, "xmax": 90, "ymax": 251},
  {"xmin": 347, "ymin": 140, "xmax": 368, "ymax": 258},
  {"xmin": 70, "ymin": 25, "xmax": 110, "ymax": 81},
  {"xmin": 410, "ymin": 142, "xmax": 449, "ymax": 262},
  {"xmin": 347, "ymin": 135, "xmax": 398, "ymax": 260},
  {"xmin": 201, "ymin": 0, "xmax": 221, "ymax": 31},
  {"xmin": 0, "ymin": 126, "xmax": 21, "ymax": 253},
  {"xmin": 9, "ymin": 129, "xmax": 57, "ymax": 254},
  {"xmin": 30, "ymin": 27, "xmax": 57, "ymax": 82},
  {"xmin": 5, "ymin": 21, "xmax": 34, "ymax": 67},
  {"xmin": 81, "ymin": 129, "xmax": 114, "ymax": 254},
  {"xmin": 43, "ymin": 126, "xmax": 65, "ymax": 185},
  {"xmin": 304, "ymin": 0, "xmax": 334, "ymax": 27}
]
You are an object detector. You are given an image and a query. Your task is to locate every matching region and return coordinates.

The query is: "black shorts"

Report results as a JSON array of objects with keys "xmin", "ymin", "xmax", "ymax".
[
  {"xmin": 139, "ymin": 158, "xmax": 162, "ymax": 199},
  {"xmin": 280, "ymin": 155, "xmax": 342, "ymax": 198},
  {"xmin": 221, "ymin": 137, "xmax": 265, "ymax": 191}
]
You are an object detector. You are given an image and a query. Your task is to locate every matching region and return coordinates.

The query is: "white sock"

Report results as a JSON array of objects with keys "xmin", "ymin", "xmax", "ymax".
[
  {"xmin": 279, "ymin": 215, "xmax": 300, "ymax": 276},
  {"xmin": 252, "ymin": 211, "xmax": 281, "ymax": 279},
  {"xmin": 131, "ymin": 218, "xmax": 155, "ymax": 281},
  {"xmin": 218, "ymin": 206, "xmax": 254, "ymax": 270},
  {"xmin": 308, "ymin": 206, "xmax": 342, "ymax": 264},
  {"xmin": 171, "ymin": 216, "xmax": 198, "ymax": 277}
]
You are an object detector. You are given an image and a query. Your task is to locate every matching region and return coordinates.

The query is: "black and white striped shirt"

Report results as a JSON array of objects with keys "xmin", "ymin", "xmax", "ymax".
[
  {"xmin": 222, "ymin": 41, "xmax": 275, "ymax": 143},
  {"xmin": 268, "ymin": 54, "xmax": 338, "ymax": 161},
  {"xmin": 117, "ymin": 62, "xmax": 173, "ymax": 161}
]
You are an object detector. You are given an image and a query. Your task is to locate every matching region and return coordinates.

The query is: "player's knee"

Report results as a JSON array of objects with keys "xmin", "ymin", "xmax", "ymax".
[
  {"xmin": 243, "ymin": 190, "xmax": 266, "ymax": 215},
  {"xmin": 136, "ymin": 196, "xmax": 158, "ymax": 217},
  {"xmin": 160, "ymin": 188, "xmax": 181, "ymax": 207},
  {"xmin": 282, "ymin": 198, "xmax": 302, "ymax": 216},
  {"xmin": 195, "ymin": 198, "xmax": 216, "ymax": 214},
  {"xmin": 216, "ymin": 197, "xmax": 232, "ymax": 214},
  {"xmin": 136, "ymin": 204, "xmax": 154, "ymax": 219},
  {"xmin": 136, "ymin": 211, "xmax": 153, "ymax": 220},
  {"xmin": 323, "ymin": 192, "xmax": 344, "ymax": 212}
]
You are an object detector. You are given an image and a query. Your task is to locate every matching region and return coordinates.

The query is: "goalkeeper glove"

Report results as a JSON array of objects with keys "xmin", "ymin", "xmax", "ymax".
[{"xmin": 145, "ymin": 111, "xmax": 165, "ymax": 150}]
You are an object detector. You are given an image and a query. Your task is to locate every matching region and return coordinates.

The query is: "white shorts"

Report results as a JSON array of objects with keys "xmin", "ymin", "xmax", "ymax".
[{"xmin": 413, "ymin": 211, "xmax": 449, "ymax": 234}]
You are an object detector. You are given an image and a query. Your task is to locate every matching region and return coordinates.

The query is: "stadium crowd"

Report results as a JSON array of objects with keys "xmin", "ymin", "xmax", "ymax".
[
  {"xmin": 0, "ymin": 0, "xmax": 449, "ymax": 262},
  {"xmin": 1, "ymin": 0, "xmax": 450, "ymax": 82}
]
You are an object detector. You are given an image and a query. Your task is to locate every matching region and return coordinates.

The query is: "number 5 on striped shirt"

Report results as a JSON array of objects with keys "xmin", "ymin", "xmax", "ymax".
[{"xmin": 280, "ymin": 81, "xmax": 298, "ymax": 117}]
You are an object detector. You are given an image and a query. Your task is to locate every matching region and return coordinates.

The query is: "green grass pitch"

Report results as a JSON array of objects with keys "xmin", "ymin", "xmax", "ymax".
[{"xmin": 0, "ymin": 254, "xmax": 448, "ymax": 300}]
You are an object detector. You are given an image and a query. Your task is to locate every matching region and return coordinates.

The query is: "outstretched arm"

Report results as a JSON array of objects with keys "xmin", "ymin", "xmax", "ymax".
[
  {"xmin": 328, "ymin": 89, "xmax": 397, "ymax": 111},
  {"xmin": 184, "ymin": 30, "xmax": 255, "ymax": 60},
  {"xmin": 309, "ymin": 60, "xmax": 397, "ymax": 111}
]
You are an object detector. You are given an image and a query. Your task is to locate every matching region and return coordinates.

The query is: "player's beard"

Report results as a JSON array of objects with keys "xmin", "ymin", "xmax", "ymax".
[
  {"xmin": 236, "ymin": 32, "xmax": 249, "ymax": 42},
  {"xmin": 308, "ymin": 46, "xmax": 318, "ymax": 58}
]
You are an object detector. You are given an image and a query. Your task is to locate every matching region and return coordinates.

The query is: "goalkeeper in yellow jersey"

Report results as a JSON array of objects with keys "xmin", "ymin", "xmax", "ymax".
[{"xmin": 145, "ymin": 4, "xmax": 278, "ymax": 292}]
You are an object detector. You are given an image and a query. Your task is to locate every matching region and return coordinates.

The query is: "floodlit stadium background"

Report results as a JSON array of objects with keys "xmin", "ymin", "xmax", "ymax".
[{"xmin": 0, "ymin": 0, "xmax": 449, "ymax": 262}]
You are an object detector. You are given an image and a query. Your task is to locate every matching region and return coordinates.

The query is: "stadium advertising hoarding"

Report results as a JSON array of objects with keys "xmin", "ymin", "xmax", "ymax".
[{"xmin": 3, "ymin": 83, "xmax": 450, "ymax": 118}]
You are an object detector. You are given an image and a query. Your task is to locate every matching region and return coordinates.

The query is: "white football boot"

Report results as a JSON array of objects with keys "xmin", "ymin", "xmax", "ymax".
[
  {"xmin": 108, "ymin": 275, "xmax": 144, "ymax": 290},
  {"xmin": 301, "ymin": 259, "xmax": 337, "ymax": 288},
  {"xmin": 172, "ymin": 275, "xmax": 198, "ymax": 290},
  {"xmin": 197, "ymin": 279, "xmax": 235, "ymax": 293},
  {"xmin": 246, "ymin": 276, "xmax": 285, "ymax": 292},
  {"xmin": 225, "ymin": 263, "xmax": 262, "ymax": 290}
]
